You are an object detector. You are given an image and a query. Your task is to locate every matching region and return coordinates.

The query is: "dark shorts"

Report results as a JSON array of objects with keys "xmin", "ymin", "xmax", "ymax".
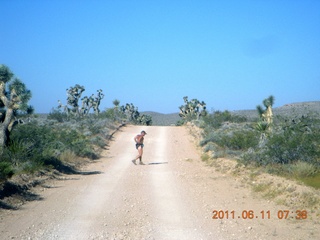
[{"xmin": 136, "ymin": 143, "xmax": 144, "ymax": 149}]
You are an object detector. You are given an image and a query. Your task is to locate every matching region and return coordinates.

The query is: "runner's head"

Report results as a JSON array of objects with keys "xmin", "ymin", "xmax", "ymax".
[{"xmin": 141, "ymin": 130, "xmax": 147, "ymax": 135}]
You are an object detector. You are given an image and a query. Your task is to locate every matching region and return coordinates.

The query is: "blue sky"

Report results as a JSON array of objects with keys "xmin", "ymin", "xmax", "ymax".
[{"xmin": 1, "ymin": 0, "xmax": 319, "ymax": 114}]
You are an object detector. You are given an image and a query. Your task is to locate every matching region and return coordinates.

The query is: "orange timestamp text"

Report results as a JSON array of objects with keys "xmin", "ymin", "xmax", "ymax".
[{"xmin": 212, "ymin": 210, "xmax": 308, "ymax": 220}]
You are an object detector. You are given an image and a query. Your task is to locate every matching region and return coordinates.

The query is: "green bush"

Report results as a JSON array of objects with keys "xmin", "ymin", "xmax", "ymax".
[
  {"xmin": 0, "ymin": 108, "xmax": 118, "ymax": 179},
  {"xmin": 200, "ymin": 131, "xmax": 220, "ymax": 147},
  {"xmin": 240, "ymin": 115, "xmax": 320, "ymax": 167},
  {"xmin": 286, "ymin": 161, "xmax": 317, "ymax": 178},
  {"xmin": 201, "ymin": 129, "xmax": 258, "ymax": 151},
  {"xmin": 218, "ymin": 130, "xmax": 259, "ymax": 151},
  {"xmin": 175, "ymin": 119, "xmax": 185, "ymax": 126},
  {"xmin": 0, "ymin": 162, "xmax": 14, "ymax": 181},
  {"xmin": 202, "ymin": 110, "xmax": 247, "ymax": 130},
  {"xmin": 264, "ymin": 122, "xmax": 320, "ymax": 165},
  {"xmin": 48, "ymin": 108, "xmax": 68, "ymax": 122},
  {"xmin": 9, "ymin": 122, "xmax": 97, "ymax": 166}
]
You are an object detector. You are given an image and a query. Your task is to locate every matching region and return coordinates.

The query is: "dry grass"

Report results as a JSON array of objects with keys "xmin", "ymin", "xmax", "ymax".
[{"xmin": 58, "ymin": 150, "xmax": 77, "ymax": 163}]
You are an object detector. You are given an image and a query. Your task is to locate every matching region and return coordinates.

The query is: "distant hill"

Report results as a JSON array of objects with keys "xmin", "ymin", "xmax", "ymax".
[
  {"xmin": 232, "ymin": 101, "xmax": 320, "ymax": 120},
  {"xmin": 142, "ymin": 111, "xmax": 181, "ymax": 126},
  {"xmin": 143, "ymin": 101, "xmax": 320, "ymax": 126}
]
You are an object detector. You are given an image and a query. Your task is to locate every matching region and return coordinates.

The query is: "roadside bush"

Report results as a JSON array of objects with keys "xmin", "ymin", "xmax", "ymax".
[
  {"xmin": 8, "ymin": 122, "xmax": 97, "ymax": 167},
  {"xmin": 3, "ymin": 139, "xmax": 33, "ymax": 166},
  {"xmin": 200, "ymin": 131, "xmax": 220, "ymax": 147},
  {"xmin": 0, "ymin": 107, "xmax": 119, "ymax": 182},
  {"xmin": 0, "ymin": 162, "xmax": 14, "ymax": 181},
  {"xmin": 58, "ymin": 150, "xmax": 77, "ymax": 163},
  {"xmin": 202, "ymin": 110, "xmax": 247, "ymax": 130},
  {"xmin": 217, "ymin": 130, "xmax": 259, "ymax": 151},
  {"xmin": 201, "ymin": 128, "xmax": 258, "ymax": 151},
  {"xmin": 48, "ymin": 108, "xmax": 68, "ymax": 122},
  {"xmin": 264, "ymin": 131, "xmax": 317, "ymax": 164},
  {"xmin": 90, "ymin": 136, "xmax": 106, "ymax": 148},
  {"xmin": 203, "ymin": 142, "xmax": 217, "ymax": 152},
  {"xmin": 263, "ymin": 117, "xmax": 320, "ymax": 165},
  {"xmin": 53, "ymin": 129, "xmax": 96, "ymax": 159},
  {"xmin": 286, "ymin": 161, "xmax": 318, "ymax": 178},
  {"xmin": 240, "ymin": 115, "xmax": 320, "ymax": 167},
  {"xmin": 176, "ymin": 119, "xmax": 185, "ymax": 126}
]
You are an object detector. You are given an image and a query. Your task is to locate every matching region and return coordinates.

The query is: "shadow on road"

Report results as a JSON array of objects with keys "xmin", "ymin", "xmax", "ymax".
[
  {"xmin": 148, "ymin": 162, "xmax": 168, "ymax": 165},
  {"xmin": 0, "ymin": 181, "xmax": 44, "ymax": 210}
]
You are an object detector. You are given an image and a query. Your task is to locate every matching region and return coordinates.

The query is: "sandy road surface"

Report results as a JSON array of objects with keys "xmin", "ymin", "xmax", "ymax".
[{"xmin": 0, "ymin": 125, "xmax": 319, "ymax": 239}]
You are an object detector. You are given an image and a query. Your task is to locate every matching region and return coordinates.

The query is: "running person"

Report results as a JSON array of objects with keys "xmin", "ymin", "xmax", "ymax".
[{"xmin": 132, "ymin": 130, "xmax": 147, "ymax": 165}]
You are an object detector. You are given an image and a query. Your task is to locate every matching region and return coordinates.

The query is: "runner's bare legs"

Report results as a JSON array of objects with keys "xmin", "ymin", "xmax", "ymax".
[
  {"xmin": 135, "ymin": 146, "xmax": 143, "ymax": 163},
  {"xmin": 132, "ymin": 146, "xmax": 144, "ymax": 165}
]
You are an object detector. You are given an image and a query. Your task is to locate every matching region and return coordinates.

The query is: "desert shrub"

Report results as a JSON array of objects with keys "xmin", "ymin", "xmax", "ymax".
[
  {"xmin": 3, "ymin": 139, "xmax": 33, "ymax": 166},
  {"xmin": 201, "ymin": 153, "xmax": 210, "ymax": 162},
  {"xmin": 58, "ymin": 150, "xmax": 77, "ymax": 163},
  {"xmin": 10, "ymin": 122, "xmax": 97, "ymax": 163},
  {"xmin": 240, "ymin": 150, "xmax": 259, "ymax": 166},
  {"xmin": 286, "ymin": 161, "xmax": 317, "ymax": 178},
  {"xmin": 202, "ymin": 110, "xmax": 247, "ymax": 130},
  {"xmin": 217, "ymin": 130, "xmax": 259, "ymax": 151},
  {"xmin": 0, "ymin": 162, "xmax": 14, "ymax": 181},
  {"xmin": 203, "ymin": 142, "xmax": 217, "ymax": 152},
  {"xmin": 48, "ymin": 108, "xmax": 68, "ymax": 122},
  {"xmin": 264, "ymin": 124, "xmax": 319, "ymax": 165},
  {"xmin": 90, "ymin": 136, "xmax": 106, "ymax": 148},
  {"xmin": 200, "ymin": 131, "xmax": 220, "ymax": 146},
  {"xmin": 99, "ymin": 108, "xmax": 116, "ymax": 120},
  {"xmin": 212, "ymin": 149, "xmax": 227, "ymax": 159},
  {"xmin": 201, "ymin": 129, "xmax": 258, "ymax": 151},
  {"xmin": 176, "ymin": 119, "xmax": 185, "ymax": 126},
  {"xmin": 54, "ymin": 129, "xmax": 96, "ymax": 159},
  {"xmin": 240, "ymin": 115, "xmax": 320, "ymax": 167},
  {"xmin": 265, "ymin": 133, "xmax": 307, "ymax": 164},
  {"xmin": 9, "ymin": 123, "xmax": 55, "ymax": 162},
  {"xmin": 0, "ymin": 106, "xmax": 117, "ymax": 179}
]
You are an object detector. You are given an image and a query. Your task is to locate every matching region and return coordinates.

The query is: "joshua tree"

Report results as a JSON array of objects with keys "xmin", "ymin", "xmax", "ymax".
[
  {"xmin": 137, "ymin": 114, "xmax": 152, "ymax": 126},
  {"xmin": 58, "ymin": 84, "xmax": 85, "ymax": 116},
  {"xmin": 112, "ymin": 99, "xmax": 120, "ymax": 120},
  {"xmin": 256, "ymin": 95, "xmax": 274, "ymax": 124},
  {"xmin": 118, "ymin": 103, "xmax": 152, "ymax": 125},
  {"xmin": 80, "ymin": 89, "xmax": 104, "ymax": 115},
  {"xmin": 112, "ymin": 99, "xmax": 120, "ymax": 109},
  {"xmin": 91, "ymin": 89, "xmax": 104, "ymax": 115},
  {"xmin": 58, "ymin": 85, "xmax": 104, "ymax": 117},
  {"xmin": 120, "ymin": 103, "xmax": 139, "ymax": 122},
  {"xmin": 179, "ymin": 96, "xmax": 207, "ymax": 121},
  {"xmin": 0, "ymin": 64, "xmax": 32, "ymax": 148},
  {"xmin": 255, "ymin": 95, "xmax": 275, "ymax": 147}
]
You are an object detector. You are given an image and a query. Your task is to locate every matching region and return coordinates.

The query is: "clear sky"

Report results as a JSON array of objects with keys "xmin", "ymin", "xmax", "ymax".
[{"xmin": 1, "ymin": 0, "xmax": 319, "ymax": 114}]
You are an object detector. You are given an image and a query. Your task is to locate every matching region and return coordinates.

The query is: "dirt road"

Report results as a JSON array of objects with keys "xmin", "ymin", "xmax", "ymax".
[{"xmin": 0, "ymin": 126, "xmax": 319, "ymax": 239}]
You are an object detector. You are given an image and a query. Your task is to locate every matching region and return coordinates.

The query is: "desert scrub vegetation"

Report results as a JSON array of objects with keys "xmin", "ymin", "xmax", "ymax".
[
  {"xmin": 195, "ymin": 98, "xmax": 320, "ymax": 188},
  {"xmin": 2, "ymin": 120, "xmax": 87, "ymax": 173},
  {"xmin": 0, "ymin": 94, "xmax": 150, "ymax": 182},
  {"xmin": 242, "ymin": 115, "xmax": 320, "ymax": 167},
  {"xmin": 0, "ymin": 110, "xmax": 121, "ymax": 181},
  {"xmin": 1, "ymin": 65, "xmax": 153, "ymax": 186},
  {"xmin": 199, "ymin": 110, "xmax": 252, "ymax": 157}
]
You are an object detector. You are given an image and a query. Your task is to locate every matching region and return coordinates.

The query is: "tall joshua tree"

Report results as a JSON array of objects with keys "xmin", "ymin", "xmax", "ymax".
[
  {"xmin": 112, "ymin": 99, "xmax": 120, "ymax": 119},
  {"xmin": 255, "ymin": 95, "xmax": 275, "ymax": 147},
  {"xmin": 179, "ymin": 96, "xmax": 207, "ymax": 121},
  {"xmin": 58, "ymin": 85, "xmax": 104, "ymax": 117},
  {"xmin": 256, "ymin": 95, "xmax": 275, "ymax": 124},
  {"xmin": 0, "ymin": 65, "xmax": 32, "ymax": 148}
]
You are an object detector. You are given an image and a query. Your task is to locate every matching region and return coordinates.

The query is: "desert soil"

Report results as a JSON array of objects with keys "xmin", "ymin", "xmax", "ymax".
[{"xmin": 0, "ymin": 125, "xmax": 319, "ymax": 240}]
